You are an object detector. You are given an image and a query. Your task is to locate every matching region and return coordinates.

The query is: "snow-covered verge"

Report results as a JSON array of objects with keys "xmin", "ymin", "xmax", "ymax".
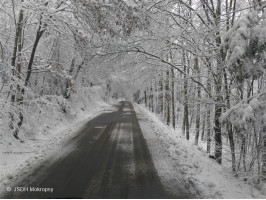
[
  {"xmin": 134, "ymin": 103, "xmax": 266, "ymax": 199},
  {"xmin": 0, "ymin": 85, "xmax": 117, "ymax": 195}
]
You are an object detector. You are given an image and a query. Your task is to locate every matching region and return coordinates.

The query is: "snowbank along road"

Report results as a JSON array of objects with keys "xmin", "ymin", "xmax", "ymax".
[{"xmin": 2, "ymin": 101, "xmax": 191, "ymax": 198}]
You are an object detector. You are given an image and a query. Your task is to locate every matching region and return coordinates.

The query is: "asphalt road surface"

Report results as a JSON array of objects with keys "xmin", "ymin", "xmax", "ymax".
[{"xmin": 3, "ymin": 102, "xmax": 189, "ymax": 198}]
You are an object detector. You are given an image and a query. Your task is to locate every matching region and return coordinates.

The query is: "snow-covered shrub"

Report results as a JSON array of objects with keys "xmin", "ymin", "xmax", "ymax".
[
  {"xmin": 221, "ymin": 92, "xmax": 266, "ymax": 182},
  {"xmin": 221, "ymin": 92, "xmax": 266, "ymax": 132}
]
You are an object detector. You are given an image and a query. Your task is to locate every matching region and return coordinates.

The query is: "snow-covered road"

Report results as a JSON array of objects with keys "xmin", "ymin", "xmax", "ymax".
[
  {"xmin": 2, "ymin": 101, "xmax": 264, "ymax": 199},
  {"xmin": 1, "ymin": 102, "xmax": 189, "ymax": 198}
]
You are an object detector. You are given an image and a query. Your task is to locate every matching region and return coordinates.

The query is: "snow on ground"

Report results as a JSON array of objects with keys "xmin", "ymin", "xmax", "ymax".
[
  {"xmin": 134, "ymin": 103, "xmax": 266, "ymax": 199},
  {"xmin": 0, "ymin": 86, "xmax": 117, "ymax": 195}
]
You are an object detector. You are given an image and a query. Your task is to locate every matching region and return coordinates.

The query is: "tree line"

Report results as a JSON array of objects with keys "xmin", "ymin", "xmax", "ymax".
[{"xmin": 129, "ymin": 0, "xmax": 266, "ymax": 186}]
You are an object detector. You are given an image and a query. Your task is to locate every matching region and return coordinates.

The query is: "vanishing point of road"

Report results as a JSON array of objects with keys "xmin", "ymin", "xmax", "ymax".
[{"xmin": 3, "ymin": 102, "xmax": 190, "ymax": 198}]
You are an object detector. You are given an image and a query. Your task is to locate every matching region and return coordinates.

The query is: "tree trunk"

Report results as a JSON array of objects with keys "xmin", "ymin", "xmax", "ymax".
[
  {"xmin": 262, "ymin": 128, "xmax": 266, "ymax": 180},
  {"xmin": 144, "ymin": 90, "xmax": 147, "ymax": 107},
  {"xmin": 24, "ymin": 22, "xmax": 45, "ymax": 86},
  {"xmin": 201, "ymin": 114, "xmax": 205, "ymax": 141},
  {"xmin": 171, "ymin": 67, "xmax": 175, "ymax": 129},
  {"xmin": 183, "ymin": 52, "xmax": 189, "ymax": 140},
  {"xmin": 16, "ymin": 17, "xmax": 23, "ymax": 103},
  {"xmin": 194, "ymin": 57, "xmax": 201, "ymax": 145},
  {"xmin": 214, "ymin": 0, "xmax": 223, "ymax": 165},
  {"xmin": 148, "ymin": 85, "xmax": 151, "ymax": 110},
  {"xmin": 194, "ymin": 104, "xmax": 200, "ymax": 144},
  {"xmin": 214, "ymin": 57, "xmax": 223, "ymax": 163},
  {"xmin": 237, "ymin": 132, "xmax": 245, "ymax": 172},
  {"xmin": 206, "ymin": 66, "xmax": 212, "ymax": 153},
  {"xmin": 63, "ymin": 58, "xmax": 75, "ymax": 99},
  {"xmin": 242, "ymin": 134, "xmax": 247, "ymax": 172},
  {"xmin": 223, "ymin": 68, "xmax": 236, "ymax": 172},
  {"xmin": 154, "ymin": 74, "xmax": 158, "ymax": 114},
  {"xmin": 228, "ymin": 124, "xmax": 236, "ymax": 172},
  {"xmin": 151, "ymin": 81, "xmax": 154, "ymax": 112},
  {"xmin": 163, "ymin": 71, "xmax": 167, "ymax": 120},
  {"xmin": 166, "ymin": 69, "xmax": 170, "ymax": 125},
  {"xmin": 11, "ymin": 8, "xmax": 24, "ymax": 102},
  {"xmin": 9, "ymin": 4, "xmax": 24, "ymax": 141},
  {"xmin": 159, "ymin": 73, "xmax": 164, "ymax": 114},
  {"xmin": 214, "ymin": 85, "xmax": 223, "ymax": 164}
]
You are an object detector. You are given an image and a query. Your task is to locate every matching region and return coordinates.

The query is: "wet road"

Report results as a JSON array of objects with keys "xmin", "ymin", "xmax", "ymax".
[{"xmin": 3, "ymin": 102, "xmax": 185, "ymax": 198}]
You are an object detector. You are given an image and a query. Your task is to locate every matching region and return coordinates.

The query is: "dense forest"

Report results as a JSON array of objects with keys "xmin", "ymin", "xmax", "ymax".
[{"xmin": 0, "ymin": 0, "xmax": 266, "ymax": 189}]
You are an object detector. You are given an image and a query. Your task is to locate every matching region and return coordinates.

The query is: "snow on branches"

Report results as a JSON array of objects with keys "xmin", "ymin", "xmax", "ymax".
[
  {"xmin": 221, "ymin": 92, "xmax": 266, "ymax": 135},
  {"xmin": 223, "ymin": 11, "xmax": 266, "ymax": 81}
]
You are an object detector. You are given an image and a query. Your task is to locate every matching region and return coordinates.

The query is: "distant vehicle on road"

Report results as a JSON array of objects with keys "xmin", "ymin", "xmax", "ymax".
[{"xmin": 118, "ymin": 97, "xmax": 126, "ymax": 102}]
